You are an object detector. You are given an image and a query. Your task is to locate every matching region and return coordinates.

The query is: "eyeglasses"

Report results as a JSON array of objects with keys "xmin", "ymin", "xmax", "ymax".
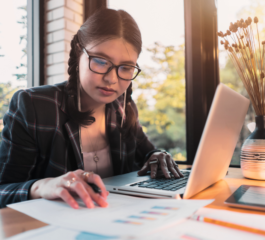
[{"xmin": 82, "ymin": 48, "xmax": 141, "ymax": 81}]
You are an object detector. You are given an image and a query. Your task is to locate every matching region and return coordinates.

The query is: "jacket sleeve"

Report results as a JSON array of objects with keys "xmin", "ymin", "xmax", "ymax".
[
  {"xmin": 131, "ymin": 100, "xmax": 157, "ymax": 169},
  {"xmin": 0, "ymin": 90, "xmax": 40, "ymax": 208}
]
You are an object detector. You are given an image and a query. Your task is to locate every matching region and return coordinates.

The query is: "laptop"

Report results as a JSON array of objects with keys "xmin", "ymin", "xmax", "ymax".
[{"xmin": 103, "ymin": 83, "xmax": 250, "ymax": 199}]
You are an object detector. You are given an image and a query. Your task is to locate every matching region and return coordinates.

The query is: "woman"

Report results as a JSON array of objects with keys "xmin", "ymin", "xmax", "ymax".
[{"xmin": 0, "ymin": 9, "xmax": 183, "ymax": 209}]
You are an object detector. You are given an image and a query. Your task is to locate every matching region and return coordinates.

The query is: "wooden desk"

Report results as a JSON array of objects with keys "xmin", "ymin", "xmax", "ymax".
[
  {"xmin": 191, "ymin": 167, "xmax": 265, "ymax": 215},
  {"xmin": 1, "ymin": 166, "xmax": 265, "ymax": 239}
]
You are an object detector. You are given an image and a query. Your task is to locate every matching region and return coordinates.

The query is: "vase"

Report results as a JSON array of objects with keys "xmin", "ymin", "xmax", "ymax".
[{"xmin": 241, "ymin": 115, "xmax": 265, "ymax": 180}]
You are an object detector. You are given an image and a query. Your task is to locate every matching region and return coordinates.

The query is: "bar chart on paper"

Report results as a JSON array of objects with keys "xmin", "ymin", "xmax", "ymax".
[
  {"xmin": 7, "ymin": 194, "xmax": 213, "ymax": 237},
  {"xmin": 143, "ymin": 209, "xmax": 265, "ymax": 240},
  {"xmin": 177, "ymin": 234, "xmax": 210, "ymax": 240},
  {"xmin": 141, "ymin": 211, "xmax": 168, "ymax": 215},
  {"xmin": 129, "ymin": 216, "xmax": 156, "ymax": 220},
  {"xmin": 114, "ymin": 205, "xmax": 179, "ymax": 226}
]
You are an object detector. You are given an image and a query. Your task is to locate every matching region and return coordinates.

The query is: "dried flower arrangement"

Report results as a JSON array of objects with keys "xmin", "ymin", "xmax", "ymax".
[{"xmin": 217, "ymin": 17, "xmax": 265, "ymax": 115}]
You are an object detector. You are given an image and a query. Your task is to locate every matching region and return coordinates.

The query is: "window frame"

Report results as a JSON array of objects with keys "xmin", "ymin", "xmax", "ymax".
[
  {"xmin": 27, "ymin": 0, "xmax": 45, "ymax": 87},
  {"xmin": 181, "ymin": 0, "xmax": 220, "ymax": 165}
]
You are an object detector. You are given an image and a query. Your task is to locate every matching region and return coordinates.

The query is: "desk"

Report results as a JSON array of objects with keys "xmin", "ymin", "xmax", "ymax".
[{"xmin": 1, "ymin": 166, "xmax": 265, "ymax": 239}]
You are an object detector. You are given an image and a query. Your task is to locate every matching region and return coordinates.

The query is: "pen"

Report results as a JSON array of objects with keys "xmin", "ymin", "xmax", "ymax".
[
  {"xmin": 190, "ymin": 214, "xmax": 265, "ymax": 236},
  {"xmin": 87, "ymin": 183, "xmax": 102, "ymax": 194}
]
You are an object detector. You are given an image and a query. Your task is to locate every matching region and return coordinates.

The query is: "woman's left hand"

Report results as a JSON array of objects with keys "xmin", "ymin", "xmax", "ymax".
[{"xmin": 137, "ymin": 152, "xmax": 184, "ymax": 179}]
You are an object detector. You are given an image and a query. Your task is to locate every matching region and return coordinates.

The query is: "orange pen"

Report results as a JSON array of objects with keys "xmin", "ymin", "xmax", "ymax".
[{"xmin": 190, "ymin": 214, "xmax": 265, "ymax": 236}]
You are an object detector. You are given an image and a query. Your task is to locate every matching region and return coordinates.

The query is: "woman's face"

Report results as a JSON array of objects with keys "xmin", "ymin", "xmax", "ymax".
[{"xmin": 78, "ymin": 38, "xmax": 139, "ymax": 108}]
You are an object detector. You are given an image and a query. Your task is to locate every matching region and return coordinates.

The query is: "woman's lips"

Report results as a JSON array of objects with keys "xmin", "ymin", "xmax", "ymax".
[{"xmin": 98, "ymin": 87, "xmax": 116, "ymax": 96}]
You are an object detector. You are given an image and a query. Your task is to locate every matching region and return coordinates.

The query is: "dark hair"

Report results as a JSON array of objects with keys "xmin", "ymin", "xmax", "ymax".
[{"xmin": 66, "ymin": 8, "xmax": 142, "ymax": 140}]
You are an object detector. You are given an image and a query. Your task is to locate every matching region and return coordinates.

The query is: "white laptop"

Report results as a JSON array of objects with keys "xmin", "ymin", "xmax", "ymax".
[{"xmin": 103, "ymin": 83, "xmax": 250, "ymax": 199}]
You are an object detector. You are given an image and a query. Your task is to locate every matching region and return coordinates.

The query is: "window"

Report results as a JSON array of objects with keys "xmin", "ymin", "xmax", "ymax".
[
  {"xmin": 108, "ymin": 0, "xmax": 187, "ymax": 161},
  {"xmin": 0, "ymin": 0, "xmax": 27, "ymax": 143},
  {"xmin": 218, "ymin": 0, "xmax": 265, "ymax": 166}
]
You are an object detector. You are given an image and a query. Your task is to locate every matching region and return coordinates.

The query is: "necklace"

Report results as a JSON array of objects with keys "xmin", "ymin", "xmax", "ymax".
[
  {"xmin": 79, "ymin": 113, "xmax": 106, "ymax": 174},
  {"xmin": 79, "ymin": 110, "xmax": 106, "ymax": 175},
  {"xmin": 77, "ymin": 80, "xmax": 106, "ymax": 172},
  {"xmin": 79, "ymin": 113, "xmax": 105, "ymax": 156},
  {"xmin": 93, "ymin": 153, "xmax": 99, "ymax": 162}
]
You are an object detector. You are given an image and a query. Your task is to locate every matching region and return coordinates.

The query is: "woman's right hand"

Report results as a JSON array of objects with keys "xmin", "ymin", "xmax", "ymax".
[{"xmin": 29, "ymin": 169, "xmax": 109, "ymax": 209}]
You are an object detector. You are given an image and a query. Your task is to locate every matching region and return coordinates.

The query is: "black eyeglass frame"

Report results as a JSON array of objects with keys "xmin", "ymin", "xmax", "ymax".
[{"xmin": 82, "ymin": 48, "xmax": 141, "ymax": 81}]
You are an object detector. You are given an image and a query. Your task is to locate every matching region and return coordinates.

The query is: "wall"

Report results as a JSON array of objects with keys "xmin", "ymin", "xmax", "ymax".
[{"xmin": 45, "ymin": 0, "xmax": 83, "ymax": 85}]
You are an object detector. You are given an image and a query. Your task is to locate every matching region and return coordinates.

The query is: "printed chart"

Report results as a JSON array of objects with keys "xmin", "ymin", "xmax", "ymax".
[
  {"xmin": 7, "ymin": 194, "xmax": 213, "ymax": 237},
  {"xmin": 178, "ymin": 233, "xmax": 210, "ymax": 240},
  {"xmin": 114, "ymin": 206, "xmax": 179, "ymax": 226}
]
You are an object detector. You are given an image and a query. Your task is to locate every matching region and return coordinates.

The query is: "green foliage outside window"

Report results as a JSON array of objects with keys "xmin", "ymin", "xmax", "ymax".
[
  {"xmin": 0, "ymin": 4, "xmax": 27, "ymax": 144},
  {"xmin": 134, "ymin": 43, "xmax": 186, "ymax": 161}
]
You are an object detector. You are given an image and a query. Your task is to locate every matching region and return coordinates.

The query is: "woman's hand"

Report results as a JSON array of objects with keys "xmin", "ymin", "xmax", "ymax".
[
  {"xmin": 137, "ymin": 152, "xmax": 184, "ymax": 179},
  {"xmin": 30, "ymin": 169, "xmax": 109, "ymax": 209}
]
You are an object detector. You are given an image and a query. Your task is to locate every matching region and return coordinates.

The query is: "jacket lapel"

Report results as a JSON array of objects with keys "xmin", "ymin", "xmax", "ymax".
[
  {"xmin": 60, "ymin": 87, "xmax": 84, "ymax": 170},
  {"xmin": 64, "ymin": 120, "xmax": 84, "ymax": 170},
  {"xmin": 106, "ymin": 96, "xmax": 128, "ymax": 175}
]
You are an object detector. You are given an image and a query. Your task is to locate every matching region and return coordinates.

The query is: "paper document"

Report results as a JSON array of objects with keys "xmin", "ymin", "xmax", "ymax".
[
  {"xmin": 141, "ymin": 218, "xmax": 265, "ymax": 240},
  {"xmin": 8, "ymin": 193, "xmax": 213, "ymax": 237},
  {"xmin": 6, "ymin": 226, "xmax": 117, "ymax": 240},
  {"xmin": 140, "ymin": 206, "xmax": 265, "ymax": 240},
  {"xmin": 7, "ymin": 208, "xmax": 265, "ymax": 240},
  {"xmin": 195, "ymin": 208, "xmax": 265, "ymax": 231}
]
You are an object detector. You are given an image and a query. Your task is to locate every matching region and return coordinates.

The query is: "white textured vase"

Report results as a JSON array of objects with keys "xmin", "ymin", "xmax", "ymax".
[{"xmin": 241, "ymin": 139, "xmax": 265, "ymax": 180}]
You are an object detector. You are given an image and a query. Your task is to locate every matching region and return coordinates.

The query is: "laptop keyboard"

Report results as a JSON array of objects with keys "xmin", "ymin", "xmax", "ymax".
[{"xmin": 129, "ymin": 171, "xmax": 190, "ymax": 191}]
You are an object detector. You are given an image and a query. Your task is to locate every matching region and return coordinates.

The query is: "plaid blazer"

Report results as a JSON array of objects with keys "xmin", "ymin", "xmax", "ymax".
[{"xmin": 0, "ymin": 81, "xmax": 155, "ymax": 208}]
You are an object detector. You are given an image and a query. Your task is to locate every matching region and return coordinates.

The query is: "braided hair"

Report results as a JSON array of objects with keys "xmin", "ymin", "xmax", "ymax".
[
  {"xmin": 121, "ymin": 83, "xmax": 137, "ymax": 140},
  {"xmin": 66, "ymin": 34, "xmax": 94, "ymax": 126},
  {"xmin": 65, "ymin": 9, "xmax": 142, "ymax": 138}
]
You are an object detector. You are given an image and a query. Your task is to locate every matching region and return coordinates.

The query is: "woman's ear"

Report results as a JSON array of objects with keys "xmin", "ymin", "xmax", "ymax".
[{"xmin": 76, "ymin": 43, "xmax": 81, "ymax": 50}]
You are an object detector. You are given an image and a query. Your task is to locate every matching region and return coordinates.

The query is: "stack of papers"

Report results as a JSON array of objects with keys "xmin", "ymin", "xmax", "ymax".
[
  {"xmin": 7, "ymin": 226, "xmax": 115, "ymax": 240},
  {"xmin": 7, "ymin": 193, "xmax": 213, "ymax": 238},
  {"xmin": 142, "ymin": 208, "xmax": 265, "ymax": 240},
  {"xmin": 7, "ymin": 194, "xmax": 265, "ymax": 239}
]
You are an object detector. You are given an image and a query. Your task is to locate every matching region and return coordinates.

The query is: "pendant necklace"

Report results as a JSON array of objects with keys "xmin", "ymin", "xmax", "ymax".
[
  {"xmin": 79, "ymin": 113, "xmax": 106, "ymax": 174},
  {"xmin": 93, "ymin": 152, "xmax": 99, "ymax": 163},
  {"xmin": 88, "ymin": 114, "xmax": 105, "ymax": 174},
  {"xmin": 77, "ymin": 79, "xmax": 106, "ymax": 173},
  {"xmin": 78, "ymin": 111, "xmax": 106, "ymax": 173}
]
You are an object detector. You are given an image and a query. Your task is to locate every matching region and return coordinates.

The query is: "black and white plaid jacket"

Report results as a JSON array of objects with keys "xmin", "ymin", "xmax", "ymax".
[{"xmin": 0, "ymin": 82, "xmax": 155, "ymax": 208}]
